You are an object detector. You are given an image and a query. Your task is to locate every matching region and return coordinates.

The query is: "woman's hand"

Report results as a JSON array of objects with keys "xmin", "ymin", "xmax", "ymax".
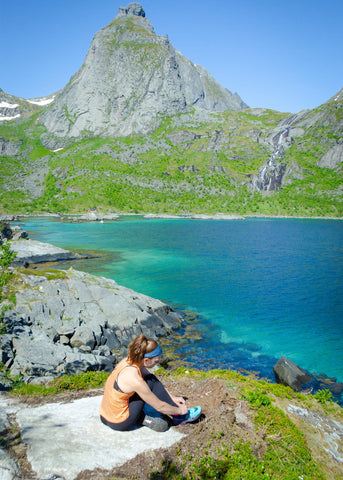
[
  {"xmin": 172, "ymin": 395, "xmax": 186, "ymax": 407},
  {"xmin": 177, "ymin": 403, "xmax": 189, "ymax": 415},
  {"xmin": 171, "ymin": 395, "xmax": 188, "ymax": 414}
]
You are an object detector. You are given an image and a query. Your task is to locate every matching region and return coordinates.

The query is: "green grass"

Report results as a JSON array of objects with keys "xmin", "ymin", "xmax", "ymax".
[
  {"xmin": 17, "ymin": 267, "xmax": 67, "ymax": 281},
  {"xmin": 0, "ymin": 104, "xmax": 342, "ymax": 217},
  {"xmin": 10, "ymin": 371, "xmax": 110, "ymax": 396},
  {"xmin": 150, "ymin": 368, "xmax": 329, "ymax": 479}
]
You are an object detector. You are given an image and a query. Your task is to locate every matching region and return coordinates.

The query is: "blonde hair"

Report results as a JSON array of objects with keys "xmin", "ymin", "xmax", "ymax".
[{"xmin": 127, "ymin": 334, "xmax": 158, "ymax": 364}]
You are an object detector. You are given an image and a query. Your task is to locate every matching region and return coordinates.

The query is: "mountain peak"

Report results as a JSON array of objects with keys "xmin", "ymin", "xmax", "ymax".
[
  {"xmin": 117, "ymin": 3, "xmax": 145, "ymax": 18},
  {"xmin": 39, "ymin": 3, "xmax": 247, "ymax": 145}
]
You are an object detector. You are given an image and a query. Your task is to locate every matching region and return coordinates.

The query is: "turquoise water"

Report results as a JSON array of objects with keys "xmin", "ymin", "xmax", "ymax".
[{"xmin": 18, "ymin": 217, "xmax": 343, "ymax": 393}]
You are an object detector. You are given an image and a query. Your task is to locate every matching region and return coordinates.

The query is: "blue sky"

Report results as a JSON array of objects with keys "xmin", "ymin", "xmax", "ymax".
[{"xmin": 1, "ymin": 0, "xmax": 342, "ymax": 113}]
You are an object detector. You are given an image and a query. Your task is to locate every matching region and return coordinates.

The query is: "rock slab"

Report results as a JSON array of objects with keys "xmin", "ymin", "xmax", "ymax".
[
  {"xmin": 1, "ymin": 394, "xmax": 185, "ymax": 480},
  {"xmin": 10, "ymin": 239, "xmax": 87, "ymax": 266}
]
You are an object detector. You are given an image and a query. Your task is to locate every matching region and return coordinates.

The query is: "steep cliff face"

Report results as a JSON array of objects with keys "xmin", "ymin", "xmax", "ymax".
[
  {"xmin": 39, "ymin": 3, "xmax": 247, "ymax": 146},
  {"xmin": 250, "ymin": 89, "xmax": 343, "ymax": 191}
]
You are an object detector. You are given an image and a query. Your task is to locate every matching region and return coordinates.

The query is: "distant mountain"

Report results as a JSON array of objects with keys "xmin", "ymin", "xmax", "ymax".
[
  {"xmin": 0, "ymin": 4, "xmax": 341, "ymax": 217},
  {"xmin": 0, "ymin": 89, "xmax": 43, "ymax": 123},
  {"xmin": 38, "ymin": 2, "xmax": 247, "ymax": 148}
]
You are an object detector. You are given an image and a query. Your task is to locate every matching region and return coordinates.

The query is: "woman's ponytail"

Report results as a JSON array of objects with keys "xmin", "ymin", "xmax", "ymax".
[{"xmin": 127, "ymin": 334, "xmax": 158, "ymax": 364}]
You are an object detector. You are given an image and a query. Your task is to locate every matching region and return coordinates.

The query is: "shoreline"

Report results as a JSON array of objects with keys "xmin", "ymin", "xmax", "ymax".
[{"xmin": 2, "ymin": 212, "xmax": 343, "ymax": 222}]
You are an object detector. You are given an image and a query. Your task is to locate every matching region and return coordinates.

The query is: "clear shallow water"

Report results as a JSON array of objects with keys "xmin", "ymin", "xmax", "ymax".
[{"xmin": 18, "ymin": 217, "xmax": 343, "ymax": 392}]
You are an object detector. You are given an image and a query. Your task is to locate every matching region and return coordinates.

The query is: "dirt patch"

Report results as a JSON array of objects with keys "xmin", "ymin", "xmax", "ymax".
[{"xmin": 8, "ymin": 388, "xmax": 104, "ymax": 407}]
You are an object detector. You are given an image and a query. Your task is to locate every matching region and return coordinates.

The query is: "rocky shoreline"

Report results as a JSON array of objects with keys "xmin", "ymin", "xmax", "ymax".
[
  {"xmin": 1, "ymin": 212, "xmax": 343, "ymax": 224},
  {"xmin": 0, "ymin": 223, "xmax": 184, "ymax": 389},
  {"xmin": 0, "ymin": 267, "xmax": 183, "ymax": 388}
]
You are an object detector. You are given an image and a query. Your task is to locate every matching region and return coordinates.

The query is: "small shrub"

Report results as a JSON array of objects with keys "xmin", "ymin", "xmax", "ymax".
[
  {"xmin": 0, "ymin": 243, "xmax": 17, "ymax": 302},
  {"xmin": 243, "ymin": 388, "xmax": 272, "ymax": 407},
  {"xmin": 315, "ymin": 388, "xmax": 333, "ymax": 404}
]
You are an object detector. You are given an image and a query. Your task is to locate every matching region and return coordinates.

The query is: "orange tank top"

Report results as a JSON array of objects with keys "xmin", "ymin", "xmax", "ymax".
[{"xmin": 99, "ymin": 359, "xmax": 142, "ymax": 423}]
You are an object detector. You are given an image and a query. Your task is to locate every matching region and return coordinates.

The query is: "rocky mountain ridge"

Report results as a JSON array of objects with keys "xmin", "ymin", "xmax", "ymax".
[{"xmin": 38, "ymin": 2, "xmax": 247, "ymax": 148}]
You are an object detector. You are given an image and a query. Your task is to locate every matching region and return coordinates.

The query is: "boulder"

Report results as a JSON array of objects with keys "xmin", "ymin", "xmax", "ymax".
[
  {"xmin": 10, "ymin": 225, "xmax": 28, "ymax": 240},
  {"xmin": 0, "ymin": 372, "xmax": 14, "ymax": 392},
  {"xmin": 70, "ymin": 326, "xmax": 96, "ymax": 349},
  {"xmin": 273, "ymin": 357, "xmax": 311, "ymax": 391},
  {"xmin": 11, "ymin": 332, "xmax": 67, "ymax": 377}
]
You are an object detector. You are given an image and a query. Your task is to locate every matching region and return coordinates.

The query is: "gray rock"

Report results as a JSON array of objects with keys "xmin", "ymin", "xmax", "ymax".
[
  {"xmin": 0, "ymin": 372, "xmax": 14, "ymax": 392},
  {"xmin": 78, "ymin": 345, "xmax": 92, "ymax": 353},
  {"xmin": 0, "ymin": 336, "xmax": 14, "ymax": 364},
  {"xmin": 318, "ymin": 143, "xmax": 343, "ymax": 169},
  {"xmin": 10, "ymin": 225, "xmax": 28, "ymax": 240},
  {"xmin": 95, "ymin": 345, "xmax": 111, "ymax": 356},
  {"xmin": 0, "ymin": 402, "xmax": 10, "ymax": 432},
  {"xmin": 64, "ymin": 352, "xmax": 113, "ymax": 375},
  {"xmin": 1, "ymin": 257, "xmax": 183, "ymax": 380},
  {"xmin": 273, "ymin": 357, "xmax": 311, "ymax": 392},
  {"xmin": 78, "ymin": 212, "xmax": 120, "ymax": 221},
  {"xmin": 117, "ymin": 2, "xmax": 146, "ymax": 17},
  {"xmin": 23, "ymin": 375, "xmax": 55, "ymax": 386},
  {"xmin": 101, "ymin": 328, "xmax": 121, "ymax": 351},
  {"xmin": 0, "ymin": 215, "xmax": 17, "ymax": 222},
  {"xmin": 12, "ymin": 395, "xmax": 184, "ymax": 480},
  {"xmin": 70, "ymin": 326, "xmax": 96, "ymax": 349},
  {"xmin": 0, "ymin": 223, "xmax": 16, "ymax": 245},
  {"xmin": 11, "ymin": 331, "xmax": 67, "ymax": 376},
  {"xmin": 288, "ymin": 404, "xmax": 343, "ymax": 463},
  {"xmin": 39, "ymin": 3, "xmax": 247, "ymax": 145},
  {"xmin": 11, "ymin": 239, "xmax": 81, "ymax": 266},
  {"xmin": 45, "ymin": 326, "xmax": 59, "ymax": 342},
  {"xmin": 0, "ymin": 448, "xmax": 20, "ymax": 480},
  {"xmin": 56, "ymin": 325, "xmax": 75, "ymax": 337},
  {"xmin": 59, "ymin": 335, "xmax": 70, "ymax": 345}
]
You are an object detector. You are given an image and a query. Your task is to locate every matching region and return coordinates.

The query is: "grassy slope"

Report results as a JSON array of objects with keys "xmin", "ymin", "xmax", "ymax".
[
  {"xmin": 5, "ymin": 368, "xmax": 343, "ymax": 479},
  {"xmin": 0, "ymin": 99, "xmax": 342, "ymax": 217}
]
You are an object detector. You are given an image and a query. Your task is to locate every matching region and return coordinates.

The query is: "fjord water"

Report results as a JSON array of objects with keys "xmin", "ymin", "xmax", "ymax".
[{"xmin": 21, "ymin": 217, "xmax": 343, "ymax": 390}]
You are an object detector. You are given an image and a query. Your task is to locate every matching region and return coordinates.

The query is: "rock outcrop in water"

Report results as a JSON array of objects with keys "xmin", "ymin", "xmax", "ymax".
[
  {"xmin": 273, "ymin": 356, "xmax": 311, "ymax": 391},
  {"xmin": 39, "ymin": 2, "xmax": 247, "ymax": 147}
]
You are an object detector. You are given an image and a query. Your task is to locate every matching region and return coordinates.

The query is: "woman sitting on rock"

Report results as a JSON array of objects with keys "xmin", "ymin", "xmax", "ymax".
[{"xmin": 99, "ymin": 334, "xmax": 201, "ymax": 432}]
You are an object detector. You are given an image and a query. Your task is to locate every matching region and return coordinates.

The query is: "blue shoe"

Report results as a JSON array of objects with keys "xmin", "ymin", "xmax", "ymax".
[{"xmin": 173, "ymin": 406, "xmax": 202, "ymax": 425}]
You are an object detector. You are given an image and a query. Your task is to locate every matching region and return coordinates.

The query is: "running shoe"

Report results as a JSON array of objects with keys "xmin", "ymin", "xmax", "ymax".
[
  {"xmin": 142, "ymin": 415, "xmax": 169, "ymax": 432},
  {"xmin": 173, "ymin": 406, "xmax": 202, "ymax": 425}
]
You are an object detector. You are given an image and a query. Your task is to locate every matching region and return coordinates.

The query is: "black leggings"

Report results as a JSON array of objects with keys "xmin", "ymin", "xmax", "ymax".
[{"xmin": 100, "ymin": 373, "xmax": 177, "ymax": 431}]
